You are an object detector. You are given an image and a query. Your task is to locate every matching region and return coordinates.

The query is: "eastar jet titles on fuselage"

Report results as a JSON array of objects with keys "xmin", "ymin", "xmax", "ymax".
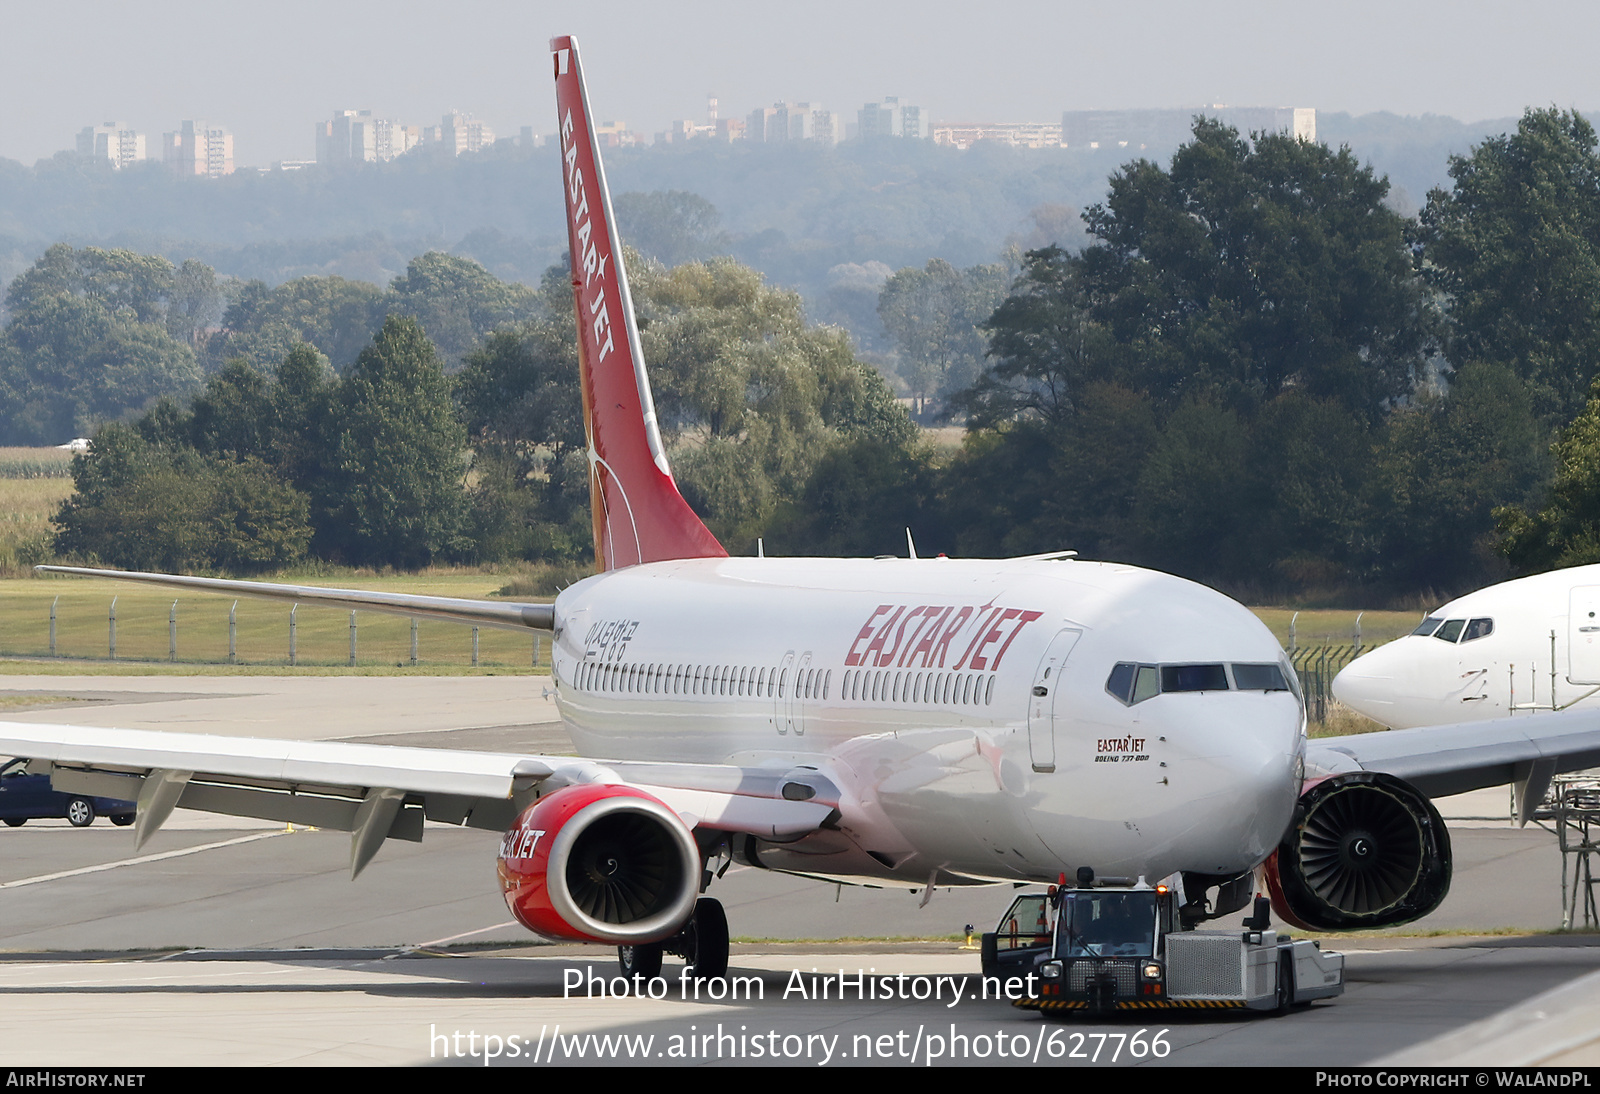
[{"xmin": 548, "ymin": 555, "xmax": 1305, "ymax": 886}]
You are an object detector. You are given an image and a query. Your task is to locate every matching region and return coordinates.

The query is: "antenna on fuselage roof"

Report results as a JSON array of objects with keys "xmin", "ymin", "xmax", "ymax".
[
  {"xmin": 906, "ymin": 528, "xmax": 918, "ymax": 560},
  {"xmin": 757, "ymin": 538, "xmax": 764, "ymax": 558}
]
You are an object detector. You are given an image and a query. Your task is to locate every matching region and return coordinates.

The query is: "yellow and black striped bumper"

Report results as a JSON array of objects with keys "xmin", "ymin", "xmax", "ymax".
[{"xmin": 1016, "ymin": 998, "xmax": 1248, "ymax": 1011}]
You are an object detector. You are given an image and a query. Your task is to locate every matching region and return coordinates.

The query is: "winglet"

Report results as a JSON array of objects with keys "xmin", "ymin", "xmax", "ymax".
[{"xmin": 551, "ymin": 36, "xmax": 728, "ymax": 572}]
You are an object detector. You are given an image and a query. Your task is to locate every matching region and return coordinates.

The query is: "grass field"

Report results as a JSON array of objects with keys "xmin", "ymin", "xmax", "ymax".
[
  {"xmin": 0, "ymin": 446, "xmax": 74, "ymax": 479},
  {"xmin": 0, "ymin": 450, "xmax": 74, "ymax": 574},
  {"xmin": 1252, "ymin": 607, "xmax": 1422, "ymax": 648},
  {"xmin": 0, "ymin": 571, "xmax": 553, "ymax": 673},
  {"xmin": 0, "ymin": 446, "xmax": 556, "ymax": 673}
]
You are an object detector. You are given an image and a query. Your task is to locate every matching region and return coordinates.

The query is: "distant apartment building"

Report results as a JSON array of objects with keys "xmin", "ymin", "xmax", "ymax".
[
  {"xmin": 75, "ymin": 122, "xmax": 146, "ymax": 169},
  {"xmin": 162, "ymin": 120, "xmax": 234, "ymax": 178},
  {"xmin": 593, "ymin": 121, "xmax": 644, "ymax": 148},
  {"xmin": 315, "ymin": 110, "xmax": 421, "ymax": 164},
  {"xmin": 741, "ymin": 102, "xmax": 841, "ymax": 144},
  {"xmin": 651, "ymin": 95, "xmax": 732, "ymax": 144},
  {"xmin": 656, "ymin": 119, "xmax": 707, "ymax": 144},
  {"xmin": 657, "ymin": 92, "xmax": 743, "ymax": 144},
  {"xmin": 746, "ymin": 106, "xmax": 777, "ymax": 142},
  {"xmin": 1060, "ymin": 106, "xmax": 1315, "ymax": 151},
  {"xmin": 857, "ymin": 97, "xmax": 928, "ymax": 140},
  {"xmin": 810, "ymin": 109, "xmax": 843, "ymax": 145},
  {"xmin": 437, "ymin": 112, "xmax": 495, "ymax": 156},
  {"xmin": 316, "ymin": 110, "xmax": 372, "ymax": 163},
  {"xmin": 377, "ymin": 120, "xmax": 423, "ymax": 160},
  {"xmin": 933, "ymin": 122, "xmax": 1062, "ymax": 149},
  {"xmin": 776, "ymin": 102, "xmax": 816, "ymax": 142}
]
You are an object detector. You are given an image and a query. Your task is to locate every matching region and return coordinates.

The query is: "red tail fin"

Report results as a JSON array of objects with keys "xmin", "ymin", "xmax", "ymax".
[{"xmin": 551, "ymin": 37, "xmax": 727, "ymax": 572}]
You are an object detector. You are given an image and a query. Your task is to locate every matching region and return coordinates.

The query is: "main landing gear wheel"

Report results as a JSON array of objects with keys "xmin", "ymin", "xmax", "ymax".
[
  {"xmin": 681, "ymin": 897, "xmax": 729, "ymax": 981},
  {"xmin": 66, "ymin": 798, "xmax": 94, "ymax": 827},
  {"xmin": 3, "ymin": 818, "xmax": 24, "ymax": 827},
  {"xmin": 618, "ymin": 942, "xmax": 664, "ymax": 979}
]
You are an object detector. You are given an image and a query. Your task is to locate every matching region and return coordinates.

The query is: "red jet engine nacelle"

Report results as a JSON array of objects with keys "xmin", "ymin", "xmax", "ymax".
[{"xmin": 497, "ymin": 784, "xmax": 701, "ymax": 944}]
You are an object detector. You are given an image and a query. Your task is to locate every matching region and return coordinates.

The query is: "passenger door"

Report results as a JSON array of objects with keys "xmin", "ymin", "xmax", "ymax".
[
  {"xmin": 775, "ymin": 650, "xmax": 795, "ymax": 734},
  {"xmin": 793, "ymin": 651, "xmax": 813, "ymax": 737},
  {"xmin": 1571, "ymin": 587, "xmax": 1600, "ymax": 684},
  {"xmin": 1028, "ymin": 629, "xmax": 1082, "ymax": 773}
]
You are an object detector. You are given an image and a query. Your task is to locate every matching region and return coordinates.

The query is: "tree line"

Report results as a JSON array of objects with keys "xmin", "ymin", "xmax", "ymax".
[
  {"xmin": 858, "ymin": 110, "xmax": 1600, "ymax": 598},
  {"xmin": 48, "ymin": 257, "xmax": 916, "ymax": 575},
  {"xmin": 25, "ymin": 107, "xmax": 1600, "ymax": 600},
  {"xmin": 0, "ymin": 245, "xmax": 541, "ymax": 447}
]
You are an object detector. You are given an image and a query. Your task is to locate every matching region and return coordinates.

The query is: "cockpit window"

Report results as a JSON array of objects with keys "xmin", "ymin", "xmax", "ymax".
[
  {"xmin": 1132, "ymin": 665, "xmax": 1160, "ymax": 703},
  {"xmin": 1434, "ymin": 619, "xmax": 1466, "ymax": 643},
  {"xmin": 1412, "ymin": 616, "xmax": 1444, "ymax": 636},
  {"xmin": 1107, "ymin": 662, "xmax": 1160, "ymax": 704},
  {"xmin": 1232, "ymin": 663, "xmax": 1290, "ymax": 691},
  {"xmin": 1105, "ymin": 662, "xmax": 1135, "ymax": 703},
  {"xmin": 1282, "ymin": 661, "xmax": 1303, "ymax": 700},
  {"xmin": 1462, "ymin": 618, "xmax": 1494, "ymax": 642},
  {"xmin": 1107, "ymin": 661, "xmax": 1245, "ymax": 704},
  {"xmin": 1160, "ymin": 664, "xmax": 1229, "ymax": 692},
  {"xmin": 1106, "ymin": 663, "xmax": 1164, "ymax": 705}
]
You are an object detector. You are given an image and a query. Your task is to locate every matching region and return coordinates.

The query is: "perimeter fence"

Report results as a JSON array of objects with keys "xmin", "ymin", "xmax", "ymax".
[
  {"xmin": 0, "ymin": 588, "xmax": 547, "ymax": 670},
  {"xmin": 1287, "ymin": 644, "xmax": 1364, "ymax": 725}
]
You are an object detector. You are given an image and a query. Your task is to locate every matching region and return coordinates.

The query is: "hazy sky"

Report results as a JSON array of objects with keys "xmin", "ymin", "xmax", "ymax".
[{"xmin": 3, "ymin": 0, "xmax": 1597, "ymax": 166}]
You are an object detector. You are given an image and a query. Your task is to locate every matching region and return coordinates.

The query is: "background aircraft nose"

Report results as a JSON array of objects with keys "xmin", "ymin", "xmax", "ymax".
[{"xmin": 1331, "ymin": 644, "xmax": 1402, "ymax": 721}]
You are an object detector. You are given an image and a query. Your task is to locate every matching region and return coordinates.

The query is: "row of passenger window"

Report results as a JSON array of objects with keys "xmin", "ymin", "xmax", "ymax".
[
  {"xmin": 1412, "ymin": 616, "xmax": 1493, "ymax": 643},
  {"xmin": 1104, "ymin": 662, "xmax": 1293, "ymax": 706},
  {"xmin": 574, "ymin": 657, "xmax": 998, "ymax": 709},
  {"xmin": 841, "ymin": 668, "xmax": 996, "ymax": 707},
  {"xmin": 575, "ymin": 659, "xmax": 830, "ymax": 700}
]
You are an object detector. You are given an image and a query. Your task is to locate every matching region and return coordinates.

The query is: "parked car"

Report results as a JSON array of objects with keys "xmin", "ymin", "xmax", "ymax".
[{"xmin": 0, "ymin": 758, "xmax": 135, "ymax": 827}]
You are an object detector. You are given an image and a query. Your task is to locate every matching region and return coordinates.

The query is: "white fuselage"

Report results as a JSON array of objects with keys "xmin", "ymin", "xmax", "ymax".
[
  {"xmin": 1334, "ymin": 565, "xmax": 1600, "ymax": 729},
  {"xmin": 547, "ymin": 556, "xmax": 1305, "ymax": 889}
]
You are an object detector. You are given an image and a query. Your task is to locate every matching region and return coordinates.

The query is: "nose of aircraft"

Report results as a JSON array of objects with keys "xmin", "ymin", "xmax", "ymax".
[
  {"xmin": 1186, "ymin": 703, "xmax": 1303, "ymax": 871},
  {"xmin": 1331, "ymin": 643, "xmax": 1403, "ymax": 724},
  {"xmin": 1113, "ymin": 694, "xmax": 1303, "ymax": 876}
]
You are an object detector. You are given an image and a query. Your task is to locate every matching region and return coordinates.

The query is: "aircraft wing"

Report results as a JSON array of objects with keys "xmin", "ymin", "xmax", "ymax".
[
  {"xmin": 33, "ymin": 566, "xmax": 555, "ymax": 632},
  {"xmin": 0, "ymin": 721, "xmax": 838, "ymax": 876},
  {"xmin": 1306, "ymin": 708, "xmax": 1600, "ymax": 824}
]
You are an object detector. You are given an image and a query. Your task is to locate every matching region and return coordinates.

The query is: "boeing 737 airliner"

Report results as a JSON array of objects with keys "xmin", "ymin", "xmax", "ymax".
[
  {"xmin": 5, "ymin": 38, "xmax": 1600, "ymax": 980},
  {"xmin": 1335, "ymin": 564, "xmax": 1600, "ymax": 731}
]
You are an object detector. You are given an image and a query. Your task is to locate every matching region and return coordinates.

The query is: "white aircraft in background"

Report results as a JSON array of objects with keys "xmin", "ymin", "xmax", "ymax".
[
  {"xmin": 4, "ymin": 38, "xmax": 1600, "ymax": 978},
  {"xmin": 1334, "ymin": 565, "xmax": 1600, "ymax": 730}
]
